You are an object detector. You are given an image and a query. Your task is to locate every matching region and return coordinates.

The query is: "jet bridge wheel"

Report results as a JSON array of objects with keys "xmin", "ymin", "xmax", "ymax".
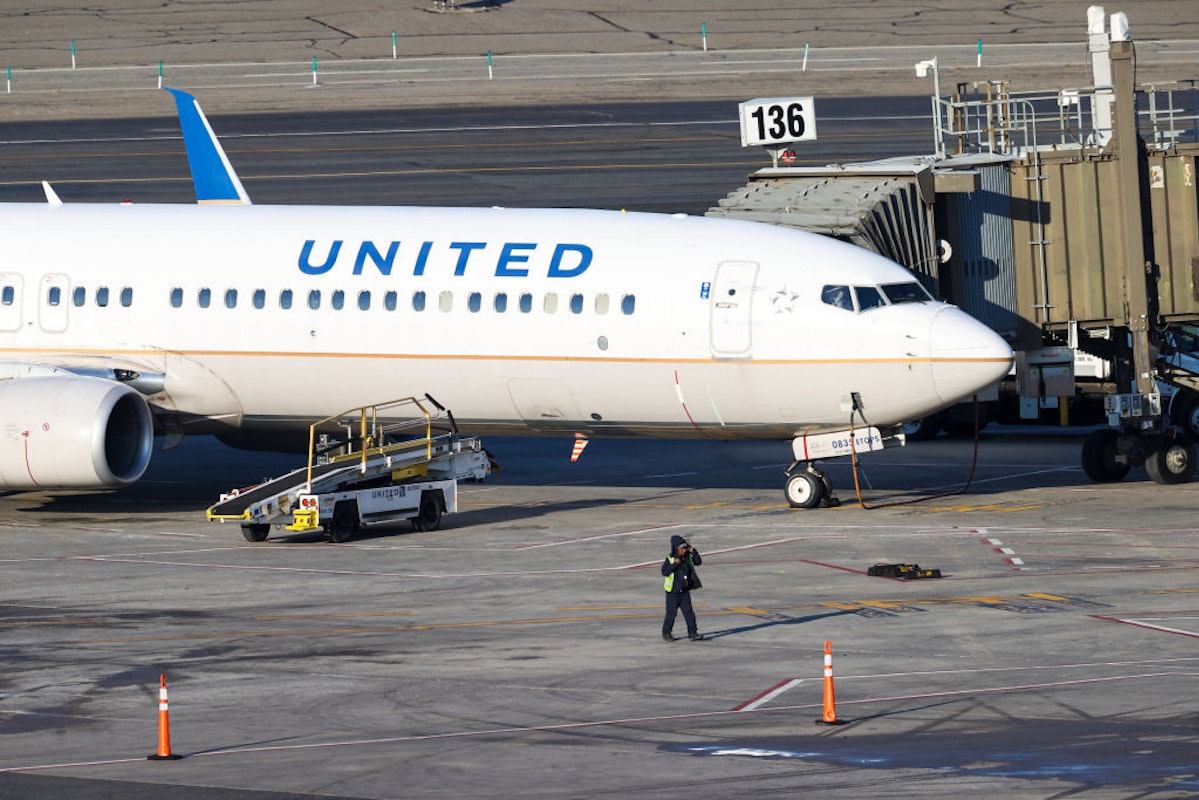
[
  {"xmin": 329, "ymin": 501, "xmax": 360, "ymax": 543},
  {"xmin": 784, "ymin": 470, "xmax": 827, "ymax": 509},
  {"xmin": 241, "ymin": 524, "xmax": 270, "ymax": 542},
  {"xmin": 1145, "ymin": 437, "xmax": 1196, "ymax": 485},
  {"xmin": 1081, "ymin": 429, "xmax": 1130, "ymax": 483}
]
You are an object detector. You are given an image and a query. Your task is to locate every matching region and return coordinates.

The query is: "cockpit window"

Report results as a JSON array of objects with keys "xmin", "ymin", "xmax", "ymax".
[
  {"xmin": 882, "ymin": 282, "xmax": 932, "ymax": 304},
  {"xmin": 821, "ymin": 284, "xmax": 853, "ymax": 311},
  {"xmin": 855, "ymin": 286, "xmax": 886, "ymax": 311}
]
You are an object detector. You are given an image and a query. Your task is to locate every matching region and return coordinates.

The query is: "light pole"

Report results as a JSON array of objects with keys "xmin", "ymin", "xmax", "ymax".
[{"xmin": 915, "ymin": 57, "xmax": 945, "ymax": 157}]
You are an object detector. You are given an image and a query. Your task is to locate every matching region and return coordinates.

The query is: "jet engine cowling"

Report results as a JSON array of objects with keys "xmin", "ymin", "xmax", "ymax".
[{"xmin": 0, "ymin": 376, "xmax": 154, "ymax": 490}]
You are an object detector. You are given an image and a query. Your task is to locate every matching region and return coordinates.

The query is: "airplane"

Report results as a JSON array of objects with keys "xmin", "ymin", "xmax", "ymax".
[{"xmin": 0, "ymin": 90, "xmax": 1013, "ymax": 508}]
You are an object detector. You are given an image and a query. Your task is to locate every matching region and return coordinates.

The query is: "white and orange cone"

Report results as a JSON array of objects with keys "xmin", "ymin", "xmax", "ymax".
[{"xmin": 147, "ymin": 674, "xmax": 182, "ymax": 760}]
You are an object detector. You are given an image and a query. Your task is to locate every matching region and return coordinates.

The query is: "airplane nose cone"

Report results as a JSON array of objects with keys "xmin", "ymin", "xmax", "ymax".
[{"xmin": 929, "ymin": 307, "xmax": 1014, "ymax": 404}]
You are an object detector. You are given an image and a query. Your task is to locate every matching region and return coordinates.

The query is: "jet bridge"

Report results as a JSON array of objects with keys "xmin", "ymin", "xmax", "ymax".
[{"xmin": 711, "ymin": 5, "xmax": 1199, "ymax": 484}]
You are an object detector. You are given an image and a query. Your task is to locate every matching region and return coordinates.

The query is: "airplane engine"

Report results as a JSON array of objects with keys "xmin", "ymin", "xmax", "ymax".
[{"xmin": 0, "ymin": 377, "xmax": 154, "ymax": 490}]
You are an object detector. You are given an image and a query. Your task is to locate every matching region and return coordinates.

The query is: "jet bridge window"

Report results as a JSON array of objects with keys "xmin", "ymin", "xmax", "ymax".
[
  {"xmin": 224, "ymin": 289, "xmax": 237, "ymax": 309},
  {"xmin": 821, "ymin": 285, "xmax": 853, "ymax": 311},
  {"xmin": 881, "ymin": 282, "xmax": 932, "ymax": 304},
  {"xmin": 855, "ymin": 286, "xmax": 886, "ymax": 311},
  {"xmin": 121, "ymin": 288, "xmax": 133, "ymax": 307},
  {"xmin": 73, "ymin": 287, "xmax": 87, "ymax": 307},
  {"xmin": 621, "ymin": 294, "xmax": 636, "ymax": 315},
  {"xmin": 96, "ymin": 287, "xmax": 109, "ymax": 307},
  {"xmin": 197, "ymin": 288, "xmax": 211, "ymax": 309},
  {"xmin": 280, "ymin": 289, "xmax": 293, "ymax": 310},
  {"xmin": 358, "ymin": 291, "xmax": 371, "ymax": 311}
]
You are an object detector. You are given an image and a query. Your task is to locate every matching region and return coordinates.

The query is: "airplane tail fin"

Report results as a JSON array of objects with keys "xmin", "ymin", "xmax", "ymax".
[{"xmin": 164, "ymin": 88, "xmax": 252, "ymax": 205}]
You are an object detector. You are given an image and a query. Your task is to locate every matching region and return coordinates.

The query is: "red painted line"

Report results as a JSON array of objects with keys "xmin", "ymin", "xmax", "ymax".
[
  {"xmin": 731, "ymin": 678, "xmax": 802, "ymax": 712},
  {"xmin": 1091, "ymin": 614, "xmax": 1199, "ymax": 639},
  {"xmin": 6, "ymin": 672, "xmax": 1193, "ymax": 774}
]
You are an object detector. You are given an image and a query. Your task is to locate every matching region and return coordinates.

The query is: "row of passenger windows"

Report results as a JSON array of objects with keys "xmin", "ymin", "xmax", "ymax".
[
  {"xmin": 0, "ymin": 285, "xmax": 638, "ymax": 316},
  {"xmin": 171, "ymin": 288, "xmax": 639, "ymax": 315}
]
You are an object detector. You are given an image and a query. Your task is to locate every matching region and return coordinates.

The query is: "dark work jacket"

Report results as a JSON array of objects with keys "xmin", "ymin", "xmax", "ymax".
[{"xmin": 661, "ymin": 549, "xmax": 703, "ymax": 594}]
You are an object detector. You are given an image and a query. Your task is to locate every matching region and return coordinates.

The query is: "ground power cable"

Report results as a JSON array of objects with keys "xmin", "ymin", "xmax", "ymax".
[{"xmin": 848, "ymin": 395, "xmax": 981, "ymax": 509}]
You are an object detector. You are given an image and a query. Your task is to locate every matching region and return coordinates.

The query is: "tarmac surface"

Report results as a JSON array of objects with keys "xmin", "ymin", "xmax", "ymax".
[
  {"xmin": 4, "ymin": 431, "xmax": 1199, "ymax": 798},
  {"xmin": 1, "ymin": 1, "xmax": 1198, "ymax": 119}
]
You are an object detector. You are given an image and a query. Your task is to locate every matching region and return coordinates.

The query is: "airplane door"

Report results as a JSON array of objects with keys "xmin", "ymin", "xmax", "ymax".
[
  {"xmin": 0, "ymin": 274, "xmax": 22, "ymax": 332},
  {"xmin": 38, "ymin": 273, "xmax": 69, "ymax": 333},
  {"xmin": 709, "ymin": 260, "xmax": 758, "ymax": 360}
]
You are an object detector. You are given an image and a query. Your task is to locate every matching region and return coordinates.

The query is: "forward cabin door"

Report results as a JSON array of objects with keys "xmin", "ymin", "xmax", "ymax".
[{"xmin": 709, "ymin": 260, "xmax": 758, "ymax": 360}]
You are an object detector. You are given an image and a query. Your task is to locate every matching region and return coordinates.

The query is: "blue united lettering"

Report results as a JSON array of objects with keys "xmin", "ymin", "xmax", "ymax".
[{"xmin": 298, "ymin": 239, "xmax": 593, "ymax": 278}]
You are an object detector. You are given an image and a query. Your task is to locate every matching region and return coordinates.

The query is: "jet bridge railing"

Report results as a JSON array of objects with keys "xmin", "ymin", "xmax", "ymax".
[{"xmin": 932, "ymin": 81, "xmax": 1199, "ymax": 158}]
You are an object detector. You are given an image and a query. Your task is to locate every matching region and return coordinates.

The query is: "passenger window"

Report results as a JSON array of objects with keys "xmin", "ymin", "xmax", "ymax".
[
  {"xmin": 96, "ymin": 287, "xmax": 109, "ymax": 307},
  {"xmin": 821, "ymin": 285, "xmax": 852, "ymax": 311},
  {"xmin": 468, "ymin": 292, "xmax": 482, "ymax": 313},
  {"xmin": 73, "ymin": 286, "xmax": 86, "ymax": 307},
  {"xmin": 253, "ymin": 289, "xmax": 266, "ymax": 309},
  {"xmin": 438, "ymin": 291, "xmax": 453, "ymax": 312},
  {"xmin": 224, "ymin": 289, "xmax": 237, "ymax": 309},
  {"xmin": 121, "ymin": 287, "xmax": 133, "ymax": 307},
  {"xmin": 413, "ymin": 291, "xmax": 426, "ymax": 312},
  {"xmin": 1, "ymin": 286, "xmax": 12, "ymax": 305},
  {"xmin": 621, "ymin": 294, "xmax": 636, "ymax": 315},
  {"xmin": 331, "ymin": 290, "xmax": 344, "ymax": 310},
  {"xmin": 494, "ymin": 293, "xmax": 508, "ymax": 313},
  {"xmin": 595, "ymin": 293, "xmax": 609, "ymax": 314},
  {"xmin": 570, "ymin": 294, "xmax": 584, "ymax": 314},
  {"xmin": 308, "ymin": 290, "xmax": 321, "ymax": 310},
  {"xmin": 280, "ymin": 289, "xmax": 293, "ymax": 310},
  {"xmin": 47, "ymin": 286, "xmax": 61, "ymax": 306},
  {"xmin": 519, "ymin": 293, "xmax": 533, "ymax": 313},
  {"xmin": 358, "ymin": 291, "xmax": 371, "ymax": 311},
  {"xmin": 384, "ymin": 291, "xmax": 397, "ymax": 311},
  {"xmin": 198, "ymin": 288, "xmax": 211, "ymax": 309},
  {"xmin": 543, "ymin": 292, "xmax": 558, "ymax": 313},
  {"xmin": 855, "ymin": 286, "xmax": 886, "ymax": 311}
]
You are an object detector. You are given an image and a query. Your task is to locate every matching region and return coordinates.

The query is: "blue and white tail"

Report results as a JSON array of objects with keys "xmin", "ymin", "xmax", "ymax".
[{"xmin": 164, "ymin": 88, "xmax": 252, "ymax": 205}]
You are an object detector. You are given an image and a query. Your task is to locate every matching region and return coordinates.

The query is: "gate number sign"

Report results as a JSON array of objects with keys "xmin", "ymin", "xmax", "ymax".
[{"xmin": 738, "ymin": 97, "xmax": 817, "ymax": 147}]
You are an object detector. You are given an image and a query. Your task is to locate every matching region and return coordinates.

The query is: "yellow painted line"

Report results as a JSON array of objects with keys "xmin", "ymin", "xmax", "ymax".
[
  {"xmin": 0, "ymin": 346, "xmax": 1003, "ymax": 369},
  {"xmin": 252, "ymin": 611, "xmax": 416, "ymax": 621},
  {"xmin": 0, "ymin": 619, "xmax": 108, "ymax": 627},
  {"xmin": 71, "ymin": 608, "xmax": 749, "ymax": 645}
]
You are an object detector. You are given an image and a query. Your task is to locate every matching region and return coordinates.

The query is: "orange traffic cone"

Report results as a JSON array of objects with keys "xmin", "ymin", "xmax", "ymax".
[
  {"xmin": 815, "ymin": 640, "xmax": 845, "ymax": 726},
  {"xmin": 147, "ymin": 674, "xmax": 183, "ymax": 760}
]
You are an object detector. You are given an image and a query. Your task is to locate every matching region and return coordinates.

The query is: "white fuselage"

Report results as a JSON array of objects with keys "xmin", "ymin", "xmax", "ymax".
[{"xmin": 0, "ymin": 202, "xmax": 1012, "ymax": 444}]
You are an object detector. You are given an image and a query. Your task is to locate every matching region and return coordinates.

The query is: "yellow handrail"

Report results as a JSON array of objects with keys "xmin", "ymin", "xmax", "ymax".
[{"xmin": 303, "ymin": 397, "xmax": 433, "ymax": 491}]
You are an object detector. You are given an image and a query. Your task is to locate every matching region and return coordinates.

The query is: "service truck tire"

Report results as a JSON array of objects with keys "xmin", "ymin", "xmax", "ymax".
[{"xmin": 330, "ymin": 501, "xmax": 360, "ymax": 543}]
